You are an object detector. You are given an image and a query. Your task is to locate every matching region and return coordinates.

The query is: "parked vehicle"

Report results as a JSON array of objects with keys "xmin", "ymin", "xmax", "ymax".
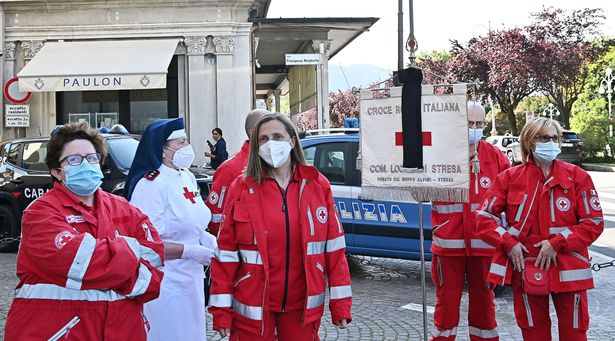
[
  {"xmin": 485, "ymin": 134, "xmax": 519, "ymax": 153},
  {"xmin": 0, "ymin": 133, "xmax": 212, "ymax": 252},
  {"xmin": 300, "ymin": 129, "xmax": 432, "ymax": 260}
]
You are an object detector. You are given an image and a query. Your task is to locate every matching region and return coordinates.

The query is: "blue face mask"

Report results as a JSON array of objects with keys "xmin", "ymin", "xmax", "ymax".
[
  {"xmin": 62, "ymin": 161, "xmax": 104, "ymax": 196},
  {"xmin": 468, "ymin": 128, "xmax": 483, "ymax": 144},
  {"xmin": 534, "ymin": 142, "xmax": 561, "ymax": 163}
]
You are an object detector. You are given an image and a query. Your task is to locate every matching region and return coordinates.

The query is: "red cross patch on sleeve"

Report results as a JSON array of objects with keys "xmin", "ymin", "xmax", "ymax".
[{"xmin": 54, "ymin": 230, "xmax": 75, "ymax": 249}]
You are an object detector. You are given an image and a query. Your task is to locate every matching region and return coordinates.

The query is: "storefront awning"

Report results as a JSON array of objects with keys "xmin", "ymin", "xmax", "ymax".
[{"xmin": 18, "ymin": 39, "xmax": 179, "ymax": 92}]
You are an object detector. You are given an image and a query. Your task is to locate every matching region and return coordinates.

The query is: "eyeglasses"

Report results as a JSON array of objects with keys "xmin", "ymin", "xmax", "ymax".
[
  {"xmin": 468, "ymin": 121, "xmax": 486, "ymax": 128},
  {"xmin": 60, "ymin": 153, "xmax": 102, "ymax": 166},
  {"xmin": 536, "ymin": 135, "xmax": 561, "ymax": 143}
]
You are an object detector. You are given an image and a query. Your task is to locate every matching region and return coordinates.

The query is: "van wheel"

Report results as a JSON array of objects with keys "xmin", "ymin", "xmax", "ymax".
[{"xmin": 0, "ymin": 205, "xmax": 19, "ymax": 252}]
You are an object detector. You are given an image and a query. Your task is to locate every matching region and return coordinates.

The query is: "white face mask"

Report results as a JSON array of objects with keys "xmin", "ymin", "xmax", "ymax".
[
  {"xmin": 165, "ymin": 144, "xmax": 195, "ymax": 169},
  {"xmin": 259, "ymin": 140, "xmax": 292, "ymax": 168}
]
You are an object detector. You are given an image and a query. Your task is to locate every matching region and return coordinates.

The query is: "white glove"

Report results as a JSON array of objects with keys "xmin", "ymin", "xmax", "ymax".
[
  {"xmin": 182, "ymin": 244, "xmax": 214, "ymax": 266},
  {"xmin": 200, "ymin": 231, "xmax": 218, "ymax": 250}
]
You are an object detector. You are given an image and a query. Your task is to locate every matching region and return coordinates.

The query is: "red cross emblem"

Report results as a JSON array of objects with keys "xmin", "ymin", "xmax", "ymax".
[
  {"xmin": 480, "ymin": 176, "xmax": 491, "ymax": 189},
  {"xmin": 316, "ymin": 206, "xmax": 328, "ymax": 224},
  {"xmin": 54, "ymin": 230, "xmax": 75, "ymax": 249},
  {"xmin": 395, "ymin": 132, "xmax": 432, "ymax": 147},
  {"xmin": 183, "ymin": 187, "xmax": 197, "ymax": 204},
  {"xmin": 590, "ymin": 196, "xmax": 601, "ymax": 211},
  {"xmin": 556, "ymin": 197, "xmax": 570, "ymax": 212}
]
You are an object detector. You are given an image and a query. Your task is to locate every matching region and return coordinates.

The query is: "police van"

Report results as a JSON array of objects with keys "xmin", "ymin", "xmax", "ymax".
[
  {"xmin": 300, "ymin": 128, "xmax": 433, "ymax": 260},
  {"xmin": 0, "ymin": 132, "xmax": 212, "ymax": 252}
]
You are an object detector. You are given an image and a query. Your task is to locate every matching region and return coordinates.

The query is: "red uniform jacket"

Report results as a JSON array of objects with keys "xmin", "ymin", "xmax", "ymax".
[
  {"xmin": 477, "ymin": 160, "xmax": 603, "ymax": 292},
  {"xmin": 207, "ymin": 140, "xmax": 250, "ymax": 236},
  {"xmin": 208, "ymin": 164, "xmax": 352, "ymax": 336},
  {"xmin": 5, "ymin": 183, "xmax": 164, "ymax": 341},
  {"xmin": 431, "ymin": 140, "xmax": 510, "ymax": 257}
]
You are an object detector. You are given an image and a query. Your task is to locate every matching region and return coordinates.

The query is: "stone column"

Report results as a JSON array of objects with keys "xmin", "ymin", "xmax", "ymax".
[
  {"xmin": 21, "ymin": 40, "xmax": 52, "ymax": 138},
  {"xmin": 273, "ymin": 89, "xmax": 282, "ymax": 113},
  {"xmin": 184, "ymin": 36, "xmax": 211, "ymax": 167},
  {"xmin": 2, "ymin": 41, "xmax": 17, "ymax": 139},
  {"xmin": 213, "ymin": 35, "xmax": 241, "ymax": 154},
  {"xmin": 312, "ymin": 40, "xmax": 331, "ymax": 129}
]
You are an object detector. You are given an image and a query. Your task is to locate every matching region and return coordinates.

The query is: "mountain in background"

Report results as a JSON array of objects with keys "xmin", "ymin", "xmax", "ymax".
[{"xmin": 328, "ymin": 64, "xmax": 392, "ymax": 91}]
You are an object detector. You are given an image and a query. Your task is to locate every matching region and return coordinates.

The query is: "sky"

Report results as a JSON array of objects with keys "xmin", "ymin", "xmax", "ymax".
[{"xmin": 268, "ymin": 0, "xmax": 615, "ymax": 72}]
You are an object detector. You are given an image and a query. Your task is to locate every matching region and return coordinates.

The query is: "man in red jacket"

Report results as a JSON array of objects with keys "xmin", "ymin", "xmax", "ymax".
[
  {"xmin": 4, "ymin": 123, "xmax": 164, "ymax": 341},
  {"xmin": 430, "ymin": 102, "xmax": 510, "ymax": 340},
  {"xmin": 206, "ymin": 109, "xmax": 269, "ymax": 236}
]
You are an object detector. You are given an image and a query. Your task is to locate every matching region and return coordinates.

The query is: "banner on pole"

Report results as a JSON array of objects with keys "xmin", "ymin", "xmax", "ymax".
[{"xmin": 359, "ymin": 85, "xmax": 469, "ymax": 203}]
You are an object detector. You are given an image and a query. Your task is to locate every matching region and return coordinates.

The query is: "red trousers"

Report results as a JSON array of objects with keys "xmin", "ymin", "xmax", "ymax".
[
  {"xmin": 230, "ymin": 310, "xmax": 320, "ymax": 341},
  {"xmin": 431, "ymin": 255, "xmax": 498, "ymax": 341},
  {"xmin": 511, "ymin": 271, "xmax": 588, "ymax": 341}
]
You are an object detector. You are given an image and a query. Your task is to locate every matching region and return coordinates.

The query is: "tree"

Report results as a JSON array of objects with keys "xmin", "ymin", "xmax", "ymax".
[
  {"xmin": 294, "ymin": 107, "xmax": 317, "ymax": 131},
  {"xmin": 450, "ymin": 28, "xmax": 540, "ymax": 135},
  {"xmin": 527, "ymin": 7, "xmax": 606, "ymax": 129},
  {"xmin": 329, "ymin": 89, "xmax": 360, "ymax": 128},
  {"xmin": 417, "ymin": 50, "xmax": 453, "ymax": 85}
]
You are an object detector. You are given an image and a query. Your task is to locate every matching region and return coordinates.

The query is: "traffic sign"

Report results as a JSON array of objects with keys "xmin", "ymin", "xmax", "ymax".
[
  {"xmin": 5, "ymin": 104, "xmax": 30, "ymax": 127},
  {"xmin": 4, "ymin": 77, "xmax": 32, "ymax": 104}
]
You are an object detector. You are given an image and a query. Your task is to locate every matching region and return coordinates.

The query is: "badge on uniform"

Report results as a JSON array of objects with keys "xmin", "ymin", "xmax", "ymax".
[
  {"xmin": 590, "ymin": 196, "xmax": 601, "ymax": 211},
  {"xmin": 556, "ymin": 197, "xmax": 571, "ymax": 212},
  {"xmin": 208, "ymin": 191, "xmax": 219, "ymax": 205},
  {"xmin": 316, "ymin": 206, "xmax": 328, "ymax": 223},
  {"xmin": 54, "ymin": 230, "xmax": 76, "ymax": 249},
  {"xmin": 65, "ymin": 215, "xmax": 85, "ymax": 224},
  {"xmin": 479, "ymin": 176, "xmax": 491, "ymax": 189}
]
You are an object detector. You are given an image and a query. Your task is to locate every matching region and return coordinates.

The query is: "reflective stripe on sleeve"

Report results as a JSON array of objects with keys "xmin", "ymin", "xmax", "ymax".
[
  {"xmin": 434, "ymin": 327, "xmax": 457, "ymax": 338},
  {"xmin": 432, "ymin": 204, "xmax": 464, "ymax": 214},
  {"xmin": 138, "ymin": 245, "xmax": 163, "ymax": 269},
  {"xmin": 582, "ymin": 191, "xmax": 590, "ymax": 214},
  {"xmin": 560, "ymin": 268, "xmax": 593, "ymax": 282},
  {"xmin": 211, "ymin": 214, "xmax": 223, "ymax": 223},
  {"xmin": 580, "ymin": 218, "xmax": 603, "ymax": 225},
  {"xmin": 330, "ymin": 285, "xmax": 352, "ymax": 299},
  {"xmin": 239, "ymin": 249, "xmax": 263, "ymax": 265},
  {"xmin": 307, "ymin": 236, "xmax": 347, "ymax": 255},
  {"xmin": 232, "ymin": 299, "xmax": 262, "ymax": 320},
  {"xmin": 432, "ymin": 236, "xmax": 465, "ymax": 249},
  {"xmin": 477, "ymin": 210, "xmax": 502, "ymax": 225},
  {"xmin": 215, "ymin": 249, "xmax": 240, "ymax": 263},
  {"xmin": 65, "ymin": 233, "xmax": 96, "ymax": 290},
  {"xmin": 14, "ymin": 283, "xmax": 126, "ymax": 301},
  {"xmin": 508, "ymin": 227, "xmax": 521, "ymax": 237},
  {"xmin": 489, "ymin": 263, "xmax": 506, "ymax": 276},
  {"xmin": 560, "ymin": 228, "xmax": 572, "ymax": 239},
  {"xmin": 549, "ymin": 226, "xmax": 568, "ymax": 235},
  {"xmin": 121, "ymin": 236, "xmax": 141, "ymax": 259},
  {"xmin": 209, "ymin": 294, "xmax": 233, "ymax": 307},
  {"xmin": 488, "ymin": 196, "xmax": 498, "ymax": 212},
  {"xmin": 218, "ymin": 187, "xmax": 226, "ymax": 209},
  {"xmin": 496, "ymin": 226, "xmax": 507, "ymax": 237},
  {"xmin": 470, "ymin": 203, "xmax": 480, "ymax": 212},
  {"xmin": 127, "ymin": 263, "xmax": 153, "ymax": 297},
  {"xmin": 469, "ymin": 326, "xmax": 499, "ymax": 339},
  {"xmin": 471, "ymin": 239, "xmax": 495, "ymax": 249},
  {"xmin": 307, "ymin": 292, "xmax": 325, "ymax": 309}
]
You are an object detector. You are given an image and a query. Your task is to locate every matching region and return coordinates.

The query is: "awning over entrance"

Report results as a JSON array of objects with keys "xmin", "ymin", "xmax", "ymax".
[{"xmin": 18, "ymin": 39, "xmax": 179, "ymax": 92}]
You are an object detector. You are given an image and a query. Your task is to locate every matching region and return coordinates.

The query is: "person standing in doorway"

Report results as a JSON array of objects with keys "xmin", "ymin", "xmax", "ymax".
[
  {"xmin": 430, "ymin": 101, "xmax": 510, "ymax": 340},
  {"xmin": 205, "ymin": 127, "xmax": 228, "ymax": 170}
]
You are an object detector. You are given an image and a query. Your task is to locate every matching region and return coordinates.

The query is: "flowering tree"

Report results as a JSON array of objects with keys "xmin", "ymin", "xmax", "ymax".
[
  {"xmin": 329, "ymin": 89, "xmax": 360, "ymax": 127},
  {"xmin": 294, "ymin": 107, "xmax": 317, "ymax": 131}
]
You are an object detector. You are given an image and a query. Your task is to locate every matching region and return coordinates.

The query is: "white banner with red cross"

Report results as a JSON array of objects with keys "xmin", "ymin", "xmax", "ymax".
[{"xmin": 359, "ymin": 85, "xmax": 469, "ymax": 202}]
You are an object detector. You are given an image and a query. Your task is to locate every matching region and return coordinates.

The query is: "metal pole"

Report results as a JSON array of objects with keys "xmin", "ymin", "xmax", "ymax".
[
  {"xmin": 418, "ymin": 201, "xmax": 428, "ymax": 341},
  {"xmin": 397, "ymin": 0, "xmax": 403, "ymax": 71}
]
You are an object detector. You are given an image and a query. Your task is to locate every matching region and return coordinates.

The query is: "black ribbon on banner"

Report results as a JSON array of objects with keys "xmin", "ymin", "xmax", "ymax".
[{"xmin": 397, "ymin": 67, "xmax": 424, "ymax": 169}]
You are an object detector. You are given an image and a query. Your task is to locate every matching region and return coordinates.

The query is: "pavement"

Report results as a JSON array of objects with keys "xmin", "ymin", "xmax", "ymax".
[{"xmin": 1, "ymin": 170, "xmax": 615, "ymax": 340}]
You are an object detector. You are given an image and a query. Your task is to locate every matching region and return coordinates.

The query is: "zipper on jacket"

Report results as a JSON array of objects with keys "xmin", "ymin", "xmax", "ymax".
[
  {"xmin": 431, "ymin": 220, "xmax": 449, "ymax": 234},
  {"xmin": 549, "ymin": 189, "xmax": 555, "ymax": 222},
  {"xmin": 307, "ymin": 206, "xmax": 315, "ymax": 236},
  {"xmin": 277, "ymin": 183, "xmax": 291, "ymax": 312},
  {"xmin": 570, "ymin": 252, "xmax": 591, "ymax": 264},
  {"xmin": 573, "ymin": 293, "xmax": 580, "ymax": 329},
  {"xmin": 234, "ymin": 272, "xmax": 252, "ymax": 287},
  {"xmin": 48, "ymin": 316, "xmax": 80, "ymax": 341}
]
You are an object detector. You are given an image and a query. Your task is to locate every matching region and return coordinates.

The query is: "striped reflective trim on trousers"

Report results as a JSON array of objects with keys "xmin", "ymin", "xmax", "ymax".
[
  {"xmin": 14, "ymin": 283, "xmax": 125, "ymax": 301},
  {"xmin": 471, "ymin": 239, "xmax": 495, "ymax": 249},
  {"xmin": 580, "ymin": 217, "xmax": 603, "ymax": 225},
  {"xmin": 330, "ymin": 285, "xmax": 352, "ymax": 299},
  {"xmin": 489, "ymin": 263, "xmax": 506, "ymax": 276},
  {"xmin": 432, "ymin": 204, "xmax": 464, "ymax": 214},
  {"xmin": 560, "ymin": 268, "xmax": 593, "ymax": 282},
  {"xmin": 477, "ymin": 210, "xmax": 502, "ymax": 225},
  {"xmin": 211, "ymin": 214, "xmax": 223, "ymax": 223},
  {"xmin": 233, "ymin": 299, "xmax": 262, "ymax": 321},
  {"xmin": 127, "ymin": 263, "xmax": 152, "ymax": 297},
  {"xmin": 432, "ymin": 236, "xmax": 465, "ymax": 249},
  {"xmin": 307, "ymin": 236, "xmax": 346, "ymax": 255},
  {"xmin": 239, "ymin": 249, "xmax": 263, "ymax": 265},
  {"xmin": 433, "ymin": 326, "xmax": 457, "ymax": 337},
  {"xmin": 307, "ymin": 292, "xmax": 325, "ymax": 309},
  {"xmin": 65, "ymin": 233, "xmax": 96, "ymax": 290},
  {"xmin": 215, "ymin": 249, "xmax": 240, "ymax": 263},
  {"xmin": 209, "ymin": 294, "xmax": 233, "ymax": 307},
  {"xmin": 469, "ymin": 326, "xmax": 499, "ymax": 339}
]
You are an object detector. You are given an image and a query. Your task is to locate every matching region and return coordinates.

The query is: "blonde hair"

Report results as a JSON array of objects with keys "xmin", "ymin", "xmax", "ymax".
[
  {"xmin": 245, "ymin": 113, "xmax": 307, "ymax": 182},
  {"xmin": 519, "ymin": 117, "xmax": 563, "ymax": 163}
]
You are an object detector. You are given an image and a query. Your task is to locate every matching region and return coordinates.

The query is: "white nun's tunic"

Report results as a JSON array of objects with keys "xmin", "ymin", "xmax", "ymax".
[{"xmin": 130, "ymin": 164, "xmax": 212, "ymax": 340}]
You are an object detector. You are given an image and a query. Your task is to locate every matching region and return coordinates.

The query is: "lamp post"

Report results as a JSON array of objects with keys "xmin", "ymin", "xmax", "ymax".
[
  {"xmin": 489, "ymin": 97, "xmax": 497, "ymax": 136},
  {"xmin": 542, "ymin": 103, "xmax": 560, "ymax": 120},
  {"xmin": 598, "ymin": 67, "xmax": 614, "ymax": 138}
]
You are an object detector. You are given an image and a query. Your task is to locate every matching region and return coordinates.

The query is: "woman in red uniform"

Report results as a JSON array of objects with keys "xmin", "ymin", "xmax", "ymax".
[
  {"xmin": 209, "ymin": 113, "xmax": 352, "ymax": 340},
  {"xmin": 477, "ymin": 117, "xmax": 603, "ymax": 340}
]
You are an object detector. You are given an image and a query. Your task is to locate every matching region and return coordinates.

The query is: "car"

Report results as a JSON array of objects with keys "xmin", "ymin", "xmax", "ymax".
[
  {"xmin": 505, "ymin": 130, "xmax": 584, "ymax": 166},
  {"xmin": 485, "ymin": 134, "xmax": 519, "ymax": 153},
  {"xmin": 300, "ymin": 129, "xmax": 432, "ymax": 260},
  {"xmin": 0, "ymin": 133, "xmax": 212, "ymax": 252}
]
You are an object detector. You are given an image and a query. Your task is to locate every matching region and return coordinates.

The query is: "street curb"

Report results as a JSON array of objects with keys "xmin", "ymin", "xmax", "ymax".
[{"xmin": 581, "ymin": 163, "xmax": 615, "ymax": 172}]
